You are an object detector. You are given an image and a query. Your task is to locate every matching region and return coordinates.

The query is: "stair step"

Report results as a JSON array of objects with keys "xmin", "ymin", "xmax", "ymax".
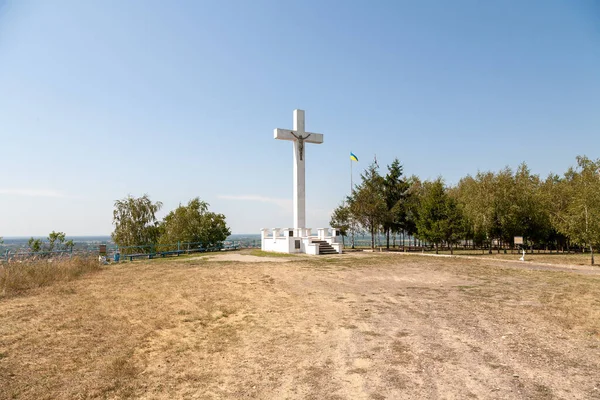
[{"xmin": 312, "ymin": 240, "xmax": 339, "ymax": 255}]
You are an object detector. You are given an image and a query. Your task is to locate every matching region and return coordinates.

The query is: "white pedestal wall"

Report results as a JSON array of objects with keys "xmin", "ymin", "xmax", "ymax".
[{"xmin": 260, "ymin": 228, "xmax": 344, "ymax": 255}]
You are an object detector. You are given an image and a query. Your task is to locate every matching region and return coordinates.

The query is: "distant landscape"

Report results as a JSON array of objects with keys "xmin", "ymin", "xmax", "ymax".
[
  {"xmin": 0, "ymin": 234, "xmax": 401, "ymax": 254},
  {"xmin": 0, "ymin": 234, "xmax": 263, "ymax": 254}
]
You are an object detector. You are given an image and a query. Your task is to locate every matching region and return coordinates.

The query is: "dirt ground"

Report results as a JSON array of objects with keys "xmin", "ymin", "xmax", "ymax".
[{"xmin": 1, "ymin": 252, "xmax": 599, "ymax": 399}]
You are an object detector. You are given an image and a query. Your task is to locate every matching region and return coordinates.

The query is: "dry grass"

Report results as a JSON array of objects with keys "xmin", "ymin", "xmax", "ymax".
[
  {"xmin": 414, "ymin": 255, "xmax": 600, "ymax": 337},
  {"xmin": 0, "ymin": 256, "xmax": 102, "ymax": 297},
  {"xmin": 1, "ymin": 254, "xmax": 599, "ymax": 399}
]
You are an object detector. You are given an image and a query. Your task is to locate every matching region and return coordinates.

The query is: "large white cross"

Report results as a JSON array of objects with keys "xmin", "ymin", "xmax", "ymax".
[{"xmin": 274, "ymin": 109, "xmax": 324, "ymax": 232}]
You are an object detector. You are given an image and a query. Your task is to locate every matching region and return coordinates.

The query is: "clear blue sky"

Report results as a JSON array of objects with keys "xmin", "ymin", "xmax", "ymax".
[{"xmin": 1, "ymin": 0, "xmax": 599, "ymax": 236}]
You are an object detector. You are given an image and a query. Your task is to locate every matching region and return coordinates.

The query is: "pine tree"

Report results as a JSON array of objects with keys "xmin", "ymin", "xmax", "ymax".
[
  {"xmin": 348, "ymin": 163, "xmax": 387, "ymax": 250},
  {"xmin": 382, "ymin": 159, "xmax": 409, "ymax": 249}
]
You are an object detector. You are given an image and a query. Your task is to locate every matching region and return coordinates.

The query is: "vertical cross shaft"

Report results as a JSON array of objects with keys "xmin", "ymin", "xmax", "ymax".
[{"xmin": 293, "ymin": 110, "xmax": 305, "ymax": 231}]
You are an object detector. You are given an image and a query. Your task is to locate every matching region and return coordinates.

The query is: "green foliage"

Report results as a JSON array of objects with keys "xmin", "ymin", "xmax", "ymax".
[
  {"xmin": 456, "ymin": 163, "xmax": 552, "ymax": 251},
  {"xmin": 158, "ymin": 197, "xmax": 231, "ymax": 249},
  {"xmin": 111, "ymin": 195, "xmax": 231, "ymax": 253},
  {"xmin": 416, "ymin": 179, "xmax": 445, "ymax": 251},
  {"xmin": 441, "ymin": 191, "xmax": 466, "ymax": 254},
  {"xmin": 411, "ymin": 179, "xmax": 465, "ymax": 254},
  {"xmin": 26, "ymin": 231, "xmax": 73, "ymax": 253},
  {"xmin": 330, "ymin": 203, "xmax": 351, "ymax": 246},
  {"xmin": 382, "ymin": 159, "xmax": 410, "ymax": 248},
  {"xmin": 456, "ymin": 171, "xmax": 499, "ymax": 249},
  {"xmin": 513, "ymin": 163, "xmax": 552, "ymax": 246},
  {"xmin": 47, "ymin": 231, "xmax": 66, "ymax": 252},
  {"xmin": 404, "ymin": 175, "xmax": 422, "ymax": 239},
  {"xmin": 64, "ymin": 239, "xmax": 75, "ymax": 251},
  {"xmin": 331, "ymin": 154, "xmax": 599, "ymax": 256},
  {"xmin": 347, "ymin": 163, "xmax": 387, "ymax": 249},
  {"xmin": 112, "ymin": 194, "xmax": 163, "ymax": 252},
  {"xmin": 542, "ymin": 173, "xmax": 571, "ymax": 249},
  {"xmin": 28, "ymin": 237, "xmax": 43, "ymax": 252},
  {"xmin": 549, "ymin": 156, "xmax": 600, "ymax": 264}
]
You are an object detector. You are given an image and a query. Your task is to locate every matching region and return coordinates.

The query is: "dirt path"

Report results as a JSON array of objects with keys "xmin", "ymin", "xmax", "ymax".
[
  {"xmin": 1, "ymin": 254, "xmax": 599, "ymax": 399},
  {"xmin": 389, "ymin": 251, "xmax": 600, "ymax": 276}
]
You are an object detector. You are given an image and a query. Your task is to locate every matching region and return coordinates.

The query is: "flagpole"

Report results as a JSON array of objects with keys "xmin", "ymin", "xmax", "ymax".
[
  {"xmin": 350, "ymin": 151, "xmax": 355, "ymax": 249},
  {"xmin": 350, "ymin": 155, "xmax": 353, "ymax": 194}
]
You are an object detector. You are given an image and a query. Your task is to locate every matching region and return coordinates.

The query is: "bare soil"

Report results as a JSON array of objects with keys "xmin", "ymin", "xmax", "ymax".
[{"xmin": 1, "ymin": 252, "xmax": 599, "ymax": 399}]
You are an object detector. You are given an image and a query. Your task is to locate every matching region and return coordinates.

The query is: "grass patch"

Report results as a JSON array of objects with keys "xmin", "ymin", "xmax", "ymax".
[
  {"xmin": 249, "ymin": 249, "xmax": 295, "ymax": 257},
  {"xmin": 0, "ymin": 256, "xmax": 102, "ymax": 297}
]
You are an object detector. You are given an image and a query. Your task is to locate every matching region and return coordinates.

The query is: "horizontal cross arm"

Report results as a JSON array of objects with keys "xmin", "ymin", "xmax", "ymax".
[{"xmin": 274, "ymin": 129, "xmax": 324, "ymax": 144}]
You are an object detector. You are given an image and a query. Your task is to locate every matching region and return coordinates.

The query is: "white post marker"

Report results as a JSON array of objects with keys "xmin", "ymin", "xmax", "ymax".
[{"xmin": 274, "ymin": 110, "xmax": 324, "ymax": 233}]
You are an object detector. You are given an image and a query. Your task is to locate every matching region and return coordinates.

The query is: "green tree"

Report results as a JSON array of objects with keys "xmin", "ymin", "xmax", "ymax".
[
  {"xmin": 493, "ymin": 167, "xmax": 517, "ymax": 248},
  {"xmin": 512, "ymin": 163, "xmax": 552, "ymax": 251},
  {"xmin": 348, "ymin": 163, "xmax": 387, "ymax": 249},
  {"xmin": 64, "ymin": 239, "xmax": 75, "ymax": 251},
  {"xmin": 416, "ymin": 179, "xmax": 464, "ymax": 254},
  {"xmin": 159, "ymin": 197, "xmax": 231, "ymax": 249},
  {"xmin": 112, "ymin": 194, "xmax": 163, "ymax": 253},
  {"xmin": 382, "ymin": 159, "xmax": 409, "ymax": 249},
  {"xmin": 457, "ymin": 171, "xmax": 503, "ymax": 253},
  {"xmin": 330, "ymin": 202, "xmax": 351, "ymax": 247},
  {"xmin": 552, "ymin": 156, "xmax": 600, "ymax": 265},
  {"xmin": 440, "ymin": 190, "xmax": 466, "ymax": 254},
  {"xmin": 543, "ymin": 173, "xmax": 572, "ymax": 251},
  {"xmin": 404, "ymin": 175, "xmax": 422, "ymax": 248},
  {"xmin": 28, "ymin": 237, "xmax": 42, "ymax": 252},
  {"xmin": 197, "ymin": 212, "xmax": 231, "ymax": 248},
  {"xmin": 416, "ymin": 179, "xmax": 446, "ymax": 253},
  {"xmin": 47, "ymin": 231, "xmax": 66, "ymax": 252}
]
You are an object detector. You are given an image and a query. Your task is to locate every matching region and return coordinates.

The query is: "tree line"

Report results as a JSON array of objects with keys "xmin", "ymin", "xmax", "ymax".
[
  {"xmin": 112, "ymin": 195, "xmax": 231, "ymax": 253},
  {"xmin": 330, "ymin": 155, "xmax": 600, "ymax": 265},
  {"xmin": 26, "ymin": 231, "xmax": 75, "ymax": 253}
]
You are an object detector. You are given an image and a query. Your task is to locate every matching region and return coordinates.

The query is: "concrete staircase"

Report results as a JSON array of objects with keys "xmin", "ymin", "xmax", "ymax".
[{"xmin": 312, "ymin": 240, "xmax": 339, "ymax": 255}]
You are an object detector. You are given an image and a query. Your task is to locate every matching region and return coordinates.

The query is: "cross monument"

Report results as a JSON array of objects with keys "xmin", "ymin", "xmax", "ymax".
[{"xmin": 274, "ymin": 109, "xmax": 324, "ymax": 233}]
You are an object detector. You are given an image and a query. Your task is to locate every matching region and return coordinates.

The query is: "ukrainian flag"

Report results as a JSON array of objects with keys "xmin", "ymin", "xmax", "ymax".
[{"xmin": 350, "ymin": 152, "xmax": 359, "ymax": 162}]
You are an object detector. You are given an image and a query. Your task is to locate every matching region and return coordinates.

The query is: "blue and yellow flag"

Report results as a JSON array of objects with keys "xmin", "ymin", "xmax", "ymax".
[{"xmin": 350, "ymin": 152, "xmax": 359, "ymax": 162}]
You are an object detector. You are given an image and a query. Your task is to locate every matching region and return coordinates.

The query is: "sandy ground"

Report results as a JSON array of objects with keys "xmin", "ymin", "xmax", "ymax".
[
  {"xmin": 1, "ymin": 253, "xmax": 599, "ymax": 399},
  {"xmin": 190, "ymin": 253, "xmax": 295, "ymax": 263}
]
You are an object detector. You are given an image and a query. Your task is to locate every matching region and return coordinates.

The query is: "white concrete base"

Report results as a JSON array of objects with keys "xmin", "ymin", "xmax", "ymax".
[
  {"xmin": 260, "ymin": 227, "xmax": 344, "ymax": 255},
  {"xmin": 331, "ymin": 243, "xmax": 343, "ymax": 253}
]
